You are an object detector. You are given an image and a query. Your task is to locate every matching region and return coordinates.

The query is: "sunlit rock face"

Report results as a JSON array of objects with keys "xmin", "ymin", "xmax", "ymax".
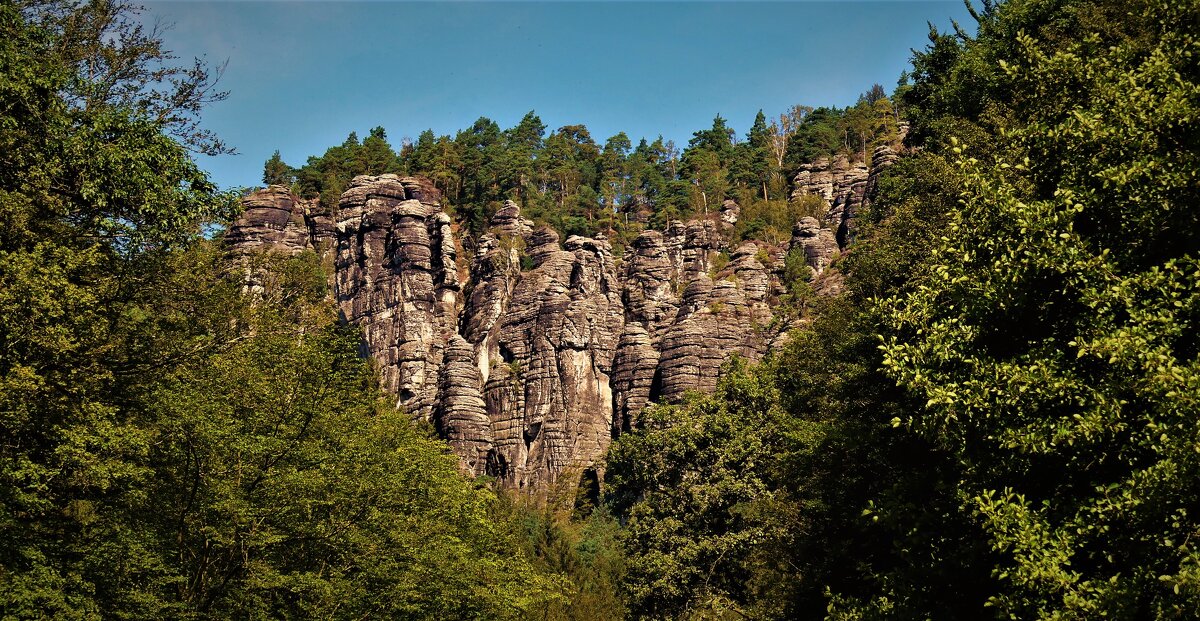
[
  {"xmin": 612, "ymin": 230, "xmax": 679, "ymax": 433},
  {"xmin": 226, "ymin": 185, "xmax": 315, "ymax": 256},
  {"xmin": 790, "ymin": 216, "xmax": 839, "ymax": 278},
  {"xmin": 790, "ymin": 135, "xmax": 907, "ymax": 249},
  {"xmin": 228, "ymin": 144, "xmax": 906, "ymax": 490},
  {"xmin": 437, "ymin": 333, "xmax": 492, "ymax": 476},
  {"xmin": 655, "ymin": 242, "xmax": 775, "ymax": 404},
  {"xmin": 471, "ymin": 225, "xmax": 625, "ymax": 490},
  {"xmin": 331, "ymin": 175, "xmax": 461, "ymax": 423},
  {"xmin": 790, "ymin": 154, "xmax": 869, "ymax": 247},
  {"xmin": 226, "ymin": 185, "xmax": 322, "ymax": 296}
]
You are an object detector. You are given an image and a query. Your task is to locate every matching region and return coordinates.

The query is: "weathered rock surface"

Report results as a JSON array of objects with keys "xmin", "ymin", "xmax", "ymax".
[
  {"xmin": 611, "ymin": 324, "xmax": 660, "ymax": 433},
  {"xmin": 720, "ymin": 199, "xmax": 740, "ymax": 227},
  {"xmin": 612, "ymin": 229, "xmax": 680, "ymax": 432},
  {"xmin": 620, "ymin": 230, "xmax": 681, "ymax": 341},
  {"xmin": 790, "ymin": 141, "xmax": 907, "ymax": 250},
  {"xmin": 473, "ymin": 224, "xmax": 625, "ymax": 490},
  {"xmin": 790, "ymin": 154, "xmax": 870, "ymax": 247},
  {"xmin": 227, "ymin": 185, "xmax": 314, "ymax": 255},
  {"xmin": 332, "ymin": 175, "xmax": 461, "ymax": 424},
  {"xmin": 436, "ymin": 334, "xmax": 492, "ymax": 476},
  {"xmin": 789, "ymin": 216, "xmax": 840, "ymax": 277},
  {"xmin": 655, "ymin": 243, "xmax": 773, "ymax": 403},
  {"xmin": 227, "ymin": 139, "xmax": 911, "ymax": 491}
]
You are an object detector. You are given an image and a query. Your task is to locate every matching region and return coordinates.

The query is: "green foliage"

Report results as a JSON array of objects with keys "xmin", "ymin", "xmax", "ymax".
[
  {"xmin": 276, "ymin": 100, "xmax": 863, "ymax": 250},
  {"xmin": 147, "ymin": 252, "xmax": 558, "ymax": 619},
  {"xmin": 734, "ymin": 195, "xmax": 827, "ymax": 245},
  {"xmin": 607, "ymin": 2, "xmax": 1200, "ymax": 620},
  {"xmin": 876, "ymin": 1, "xmax": 1200, "ymax": 615},
  {"xmin": 708, "ymin": 251, "xmax": 731, "ymax": 278},
  {"xmin": 784, "ymin": 107, "xmax": 844, "ymax": 167},
  {"xmin": 17, "ymin": 0, "xmax": 1196, "ymax": 618},
  {"xmin": 509, "ymin": 500, "xmax": 627, "ymax": 621},
  {"xmin": 782, "ymin": 247, "xmax": 812, "ymax": 288},
  {"xmin": 0, "ymin": 3, "xmax": 563, "ymax": 617},
  {"xmin": 605, "ymin": 361, "xmax": 788, "ymax": 620},
  {"xmin": 0, "ymin": 6, "xmax": 239, "ymax": 613},
  {"xmin": 839, "ymin": 152, "xmax": 960, "ymax": 302},
  {"xmin": 294, "ymin": 126, "xmax": 402, "ymax": 210},
  {"xmin": 262, "ymin": 149, "xmax": 294, "ymax": 187}
]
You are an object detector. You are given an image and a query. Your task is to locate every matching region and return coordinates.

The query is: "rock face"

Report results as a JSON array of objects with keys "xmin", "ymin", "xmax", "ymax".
[
  {"xmin": 790, "ymin": 143, "xmax": 907, "ymax": 250},
  {"xmin": 332, "ymin": 175, "xmax": 461, "ymax": 422},
  {"xmin": 611, "ymin": 230, "xmax": 677, "ymax": 432},
  {"xmin": 455, "ymin": 204, "xmax": 627, "ymax": 490},
  {"xmin": 226, "ymin": 141, "xmax": 906, "ymax": 491},
  {"xmin": 790, "ymin": 154, "xmax": 869, "ymax": 247},
  {"xmin": 790, "ymin": 217, "xmax": 839, "ymax": 277},
  {"xmin": 612, "ymin": 225, "xmax": 779, "ymax": 429},
  {"xmin": 719, "ymin": 199, "xmax": 741, "ymax": 227},
  {"xmin": 655, "ymin": 242, "xmax": 773, "ymax": 403},
  {"xmin": 226, "ymin": 185, "xmax": 323, "ymax": 297},
  {"xmin": 226, "ymin": 185, "xmax": 315, "ymax": 256}
]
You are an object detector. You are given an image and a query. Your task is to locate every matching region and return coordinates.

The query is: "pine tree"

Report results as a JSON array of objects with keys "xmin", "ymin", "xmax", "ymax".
[{"xmin": 262, "ymin": 149, "xmax": 294, "ymax": 186}]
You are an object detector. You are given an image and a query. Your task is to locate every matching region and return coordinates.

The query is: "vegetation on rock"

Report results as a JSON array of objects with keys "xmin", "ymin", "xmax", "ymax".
[{"xmin": 4, "ymin": 0, "xmax": 1197, "ymax": 618}]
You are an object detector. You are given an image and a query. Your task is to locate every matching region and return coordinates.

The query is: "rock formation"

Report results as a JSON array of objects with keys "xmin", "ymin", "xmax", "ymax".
[
  {"xmin": 227, "ymin": 141, "xmax": 906, "ymax": 491},
  {"xmin": 719, "ymin": 199, "xmax": 741, "ymax": 227},
  {"xmin": 225, "ymin": 185, "xmax": 315, "ymax": 256},
  {"xmin": 436, "ymin": 334, "xmax": 492, "ymax": 476},
  {"xmin": 655, "ymin": 242, "xmax": 773, "ymax": 403},
  {"xmin": 331, "ymin": 174, "xmax": 460, "ymax": 422},
  {"xmin": 789, "ymin": 217, "xmax": 839, "ymax": 277},
  {"xmin": 612, "ymin": 230, "xmax": 679, "ymax": 432},
  {"xmin": 790, "ymin": 141, "xmax": 907, "ymax": 250},
  {"xmin": 464, "ymin": 214, "xmax": 625, "ymax": 490},
  {"xmin": 790, "ymin": 154, "xmax": 869, "ymax": 247}
]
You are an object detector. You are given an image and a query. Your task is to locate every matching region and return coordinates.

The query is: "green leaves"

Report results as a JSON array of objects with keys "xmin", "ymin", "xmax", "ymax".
[
  {"xmin": 149, "ymin": 286, "xmax": 555, "ymax": 618},
  {"xmin": 0, "ymin": 4, "xmax": 562, "ymax": 617},
  {"xmin": 605, "ymin": 362, "xmax": 786, "ymax": 619},
  {"xmin": 876, "ymin": 0, "xmax": 1200, "ymax": 615}
]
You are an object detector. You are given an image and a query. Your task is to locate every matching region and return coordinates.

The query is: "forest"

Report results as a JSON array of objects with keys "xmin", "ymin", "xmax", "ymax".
[
  {"xmin": 262, "ymin": 91, "xmax": 898, "ymax": 249},
  {"xmin": 1, "ymin": 0, "xmax": 1198, "ymax": 619}
]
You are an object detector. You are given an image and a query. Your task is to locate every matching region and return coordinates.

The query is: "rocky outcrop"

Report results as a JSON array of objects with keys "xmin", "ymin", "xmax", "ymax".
[
  {"xmin": 620, "ymin": 230, "xmax": 682, "ymax": 341},
  {"xmin": 227, "ymin": 185, "xmax": 315, "ymax": 256},
  {"xmin": 332, "ymin": 174, "xmax": 460, "ymax": 422},
  {"xmin": 461, "ymin": 200, "xmax": 532, "ymax": 371},
  {"xmin": 789, "ymin": 217, "xmax": 840, "ymax": 277},
  {"xmin": 720, "ymin": 199, "xmax": 740, "ymax": 227},
  {"xmin": 226, "ymin": 139, "xmax": 912, "ymax": 491},
  {"xmin": 655, "ymin": 243, "xmax": 773, "ymax": 402},
  {"xmin": 663, "ymin": 218, "xmax": 724, "ymax": 276},
  {"xmin": 436, "ymin": 334, "xmax": 492, "ymax": 476},
  {"xmin": 790, "ymin": 141, "xmax": 907, "ymax": 250},
  {"xmin": 790, "ymin": 154, "xmax": 869, "ymax": 247},
  {"xmin": 473, "ymin": 225, "xmax": 625, "ymax": 490},
  {"xmin": 611, "ymin": 324, "xmax": 660, "ymax": 433},
  {"xmin": 612, "ymin": 230, "xmax": 680, "ymax": 432}
]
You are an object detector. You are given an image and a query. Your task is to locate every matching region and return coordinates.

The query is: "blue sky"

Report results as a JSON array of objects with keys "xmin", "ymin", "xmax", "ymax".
[{"xmin": 142, "ymin": 1, "xmax": 973, "ymax": 190}]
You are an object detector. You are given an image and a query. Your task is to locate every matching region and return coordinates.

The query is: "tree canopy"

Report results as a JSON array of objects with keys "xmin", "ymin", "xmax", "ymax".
[
  {"xmin": 0, "ymin": 2, "xmax": 565, "ymax": 618},
  {"xmin": 268, "ymin": 97, "xmax": 899, "ymax": 250},
  {"xmin": 7, "ymin": 0, "xmax": 1197, "ymax": 618},
  {"xmin": 604, "ymin": 0, "xmax": 1200, "ymax": 618}
]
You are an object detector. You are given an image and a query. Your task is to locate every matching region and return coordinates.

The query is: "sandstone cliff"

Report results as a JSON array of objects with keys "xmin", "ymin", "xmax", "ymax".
[{"xmin": 228, "ymin": 145, "xmax": 902, "ymax": 490}]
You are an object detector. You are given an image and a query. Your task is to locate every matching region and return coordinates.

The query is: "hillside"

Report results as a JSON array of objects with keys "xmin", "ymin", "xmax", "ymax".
[
  {"xmin": 228, "ymin": 131, "xmax": 905, "ymax": 491},
  {"xmin": 3, "ymin": 0, "xmax": 1198, "ymax": 618}
]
